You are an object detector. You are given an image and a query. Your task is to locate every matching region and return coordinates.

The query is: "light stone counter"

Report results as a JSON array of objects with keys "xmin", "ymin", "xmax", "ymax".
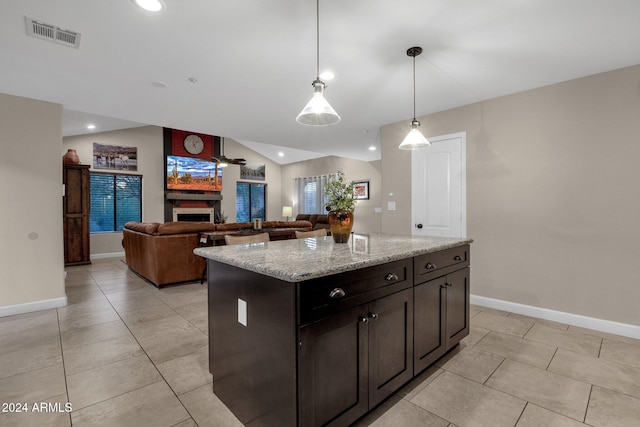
[{"xmin": 194, "ymin": 233, "xmax": 473, "ymax": 282}]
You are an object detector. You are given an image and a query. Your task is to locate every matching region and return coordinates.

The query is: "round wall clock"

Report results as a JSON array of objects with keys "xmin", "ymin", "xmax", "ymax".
[{"xmin": 183, "ymin": 134, "xmax": 205, "ymax": 155}]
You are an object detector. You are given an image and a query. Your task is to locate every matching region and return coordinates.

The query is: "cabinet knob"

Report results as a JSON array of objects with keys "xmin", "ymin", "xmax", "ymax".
[
  {"xmin": 368, "ymin": 312, "xmax": 378, "ymax": 319},
  {"xmin": 426, "ymin": 263, "xmax": 437, "ymax": 270},
  {"xmin": 358, "ymin": 316, "xmax": 369, "ymax": 323},
  {"xmin": 329, "ymin": 288, "xmax": 346, "ymax": 299},
  {"xmin": 454, "ymin": 255, "xmax": 462, "ymax": 261},
  {"xmin": 385, "ymin": 273, "xmax": 399, "ymax": 281}
]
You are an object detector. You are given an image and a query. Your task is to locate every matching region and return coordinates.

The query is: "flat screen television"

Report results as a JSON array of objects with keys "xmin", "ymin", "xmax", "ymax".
[{"xmin": 166, "ymin": 155, "xmax": 223, "ymax": 191}]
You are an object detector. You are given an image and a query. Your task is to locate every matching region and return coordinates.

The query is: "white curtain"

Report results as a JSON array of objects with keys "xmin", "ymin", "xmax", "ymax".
[{"xmin": 293, "ymin": 174, "xmax": 330, "ymax": 215}]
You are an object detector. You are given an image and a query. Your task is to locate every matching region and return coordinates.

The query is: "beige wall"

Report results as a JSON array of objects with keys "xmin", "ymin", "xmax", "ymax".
[
  {"xmin": 0, "ymin": 93, "xmax": 66, "ymax": 310},
  {"xmin": 381, "ymin": 65, "xmax": 640, "ymax": 326},
  {"xmin": 281, "ymin": 156, "xmax": 382, "ymax": 234},
  {"xmin": 63, "ymin": 126, "xmax": 165, "ymax": 256}
]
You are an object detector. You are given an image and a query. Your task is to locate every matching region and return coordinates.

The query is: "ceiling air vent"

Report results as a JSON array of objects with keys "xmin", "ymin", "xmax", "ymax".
[{"xmin": 25, "ymin": 17, "xmax": 81, "ymax": 49}]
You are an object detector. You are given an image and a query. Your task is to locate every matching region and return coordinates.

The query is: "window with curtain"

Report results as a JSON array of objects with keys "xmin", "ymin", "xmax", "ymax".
[
  {"xmin": 293, "ymin": 174, "xmax": 329, "ymax": 214},
  {"xmin": 236, "ymin": 182, "xmax": 266, "ymax": 222},
  {"xmin": 90, "ymin": 173, "xmax": 142, "ymax": 233}
]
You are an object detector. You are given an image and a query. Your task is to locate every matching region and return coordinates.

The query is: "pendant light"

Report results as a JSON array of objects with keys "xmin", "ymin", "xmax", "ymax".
[
  {"xmin": 399, "ymin": 47, "xmax": 430, "ymax": 150},
  {"xmin": 296, "ymin": 0, "xmax": 340, "ymax": 126}
]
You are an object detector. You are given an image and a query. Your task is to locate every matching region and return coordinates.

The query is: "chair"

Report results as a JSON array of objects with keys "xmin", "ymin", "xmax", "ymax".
[
  {"xmin": 224, "ymin": 232, "xmax": 270, "ymax": 245},
  {"xmin": 295, "ymin": 229, "xmax": 327, "ymax": 239}
]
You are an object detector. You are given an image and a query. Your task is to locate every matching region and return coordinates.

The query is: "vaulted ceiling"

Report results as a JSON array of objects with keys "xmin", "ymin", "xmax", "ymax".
[{"xmin": 2, "ymin": 0, "xmax": 640, "ymax": 163}]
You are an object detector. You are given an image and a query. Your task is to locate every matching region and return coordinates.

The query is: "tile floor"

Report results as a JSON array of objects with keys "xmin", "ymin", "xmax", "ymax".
[{"xmin": 1, "ymin": 258, "xmax": 639, "ymax": 426}]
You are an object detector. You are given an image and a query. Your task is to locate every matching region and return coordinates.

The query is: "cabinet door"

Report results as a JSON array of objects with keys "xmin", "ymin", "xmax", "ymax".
[
  {"xmin": 368, "ymin": 288, "xmax": 413, "ymax": 407},
  {"xmin": 445, "ymin": 267, "xmax": 470, "ymax": 348},
  {"xmin": 413, "ymin": 275, "xmax": 446, "ymax": 374},
  {"xmin": 298, "ymin": 306, "xmax": 368, "ymax": 427},
  {"xmin": 63, "ymin": 165, "xmax": 90, "ymax": 266}
]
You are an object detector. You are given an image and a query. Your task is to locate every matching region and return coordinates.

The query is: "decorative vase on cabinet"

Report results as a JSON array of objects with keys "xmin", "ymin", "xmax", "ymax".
[{"xmin": 63, "ymin": 148, "xmax": 80, "ymax": 165}]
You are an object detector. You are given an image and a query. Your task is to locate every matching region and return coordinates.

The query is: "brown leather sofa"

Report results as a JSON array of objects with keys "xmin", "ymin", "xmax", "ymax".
[
  {"xmin": 295, "ymin": 214, "xmax": 331, "ymax": 232},
  {"xmin": 122, "ymin": 220, "xmax": 313, "ymax": 287},
  {"xmin": 122, "ymin": 221, "xmax": 215, "ymax": 288}
]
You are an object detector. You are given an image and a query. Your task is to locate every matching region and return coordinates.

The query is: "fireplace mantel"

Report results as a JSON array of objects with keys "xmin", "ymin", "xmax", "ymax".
[{"xmin": 166, "ymin": 192, "xmax": 222, "ymax": 207}]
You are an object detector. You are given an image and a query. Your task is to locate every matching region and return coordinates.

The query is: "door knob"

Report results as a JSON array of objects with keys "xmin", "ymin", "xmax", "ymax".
[
  {"xmin": 415, "ymin": 223, "xmax": 423, "ymax": 229},
  {"xmin": 368, "ymin": 312, "xmax": 378, "ymax": 319},
  {"xmin": 358, "ymin": 316, "xmax": 369, "ymax": 323}
]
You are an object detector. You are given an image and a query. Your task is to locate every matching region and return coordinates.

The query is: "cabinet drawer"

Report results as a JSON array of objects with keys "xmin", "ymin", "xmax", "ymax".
[
  {"xmin": 414, "ymin": 245, "xmax": 469, "ymax": 284},
  {"xmin": 299, "ymin": 259, "xmax": 413, "ymax": 324}
]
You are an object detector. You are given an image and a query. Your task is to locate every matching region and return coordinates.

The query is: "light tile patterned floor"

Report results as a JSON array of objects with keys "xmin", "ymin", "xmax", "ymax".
[{"xmin": 1, "ymin": 258, "xmax": 639, "ymax": 426}]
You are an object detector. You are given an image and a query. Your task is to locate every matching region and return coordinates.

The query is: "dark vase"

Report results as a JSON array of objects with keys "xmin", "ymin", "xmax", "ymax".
[
  {"xmin": 63, "ymin": 149, "xmax": 80, "ymax": 165},
  {"xmin": 328, "ymin": 211, "xmax": 354, "ymax": 243}
]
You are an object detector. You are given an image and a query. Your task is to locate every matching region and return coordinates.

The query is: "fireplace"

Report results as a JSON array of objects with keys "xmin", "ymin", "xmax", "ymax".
[{"xmin": 173, "ymin": 207, "xmax": 214, "ymax": 223}]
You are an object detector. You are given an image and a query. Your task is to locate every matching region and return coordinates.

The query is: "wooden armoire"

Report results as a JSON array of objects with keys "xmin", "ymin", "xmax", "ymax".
[{"xmin": 63, "ymin": 164, "xmax": 91, "ymax": 266}]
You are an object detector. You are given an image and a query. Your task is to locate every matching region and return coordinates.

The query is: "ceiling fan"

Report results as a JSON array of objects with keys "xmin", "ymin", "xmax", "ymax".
[{"xmin": 214, "ymin": 137, "xmax": 246, "ymax": 166}]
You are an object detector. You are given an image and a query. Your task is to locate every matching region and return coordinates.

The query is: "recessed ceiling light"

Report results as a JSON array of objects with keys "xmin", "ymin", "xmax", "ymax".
[
  {"xmin": 86, "ymin": 124, "xmax": 96, "ymax": 130},
  {"xmin": 132, "ymin": 0, "xmax": 165, "ymax": 12},
  {"xmin": 152, "ymin": 81, "xmax": 168, "ymax": 88},
  {"xmin": 319, "ymin": 71, "xmax": 335, "ymax": 80},
  {"xmin": 369, "ymin": 146, "xmax": 377, "ymax": 151},
  {"xmin": 278, "ymin": 152, "xmax": 284, "ymax": 157}
]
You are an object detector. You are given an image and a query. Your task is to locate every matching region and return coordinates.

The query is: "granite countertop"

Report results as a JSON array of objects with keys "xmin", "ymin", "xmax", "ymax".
[{"xmin": 194, "ymin": 233, "xmax": 472, "ymax": 283}]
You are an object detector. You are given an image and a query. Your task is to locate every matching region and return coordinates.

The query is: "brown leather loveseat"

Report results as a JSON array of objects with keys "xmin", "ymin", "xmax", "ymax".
[
  {"xmin": 295, "ymin": 214, "xmax": 331, "ymax": 232},
  {"xmin": 122, "ymin": 221, "xmax": 215, "ymax": 288},
  {"xmin": 122, "ymin": 220, "xmax": 313, "ymax": 287}
]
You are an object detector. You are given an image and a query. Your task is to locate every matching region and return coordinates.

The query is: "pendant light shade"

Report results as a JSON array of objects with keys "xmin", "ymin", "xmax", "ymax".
[
  {"xmin": 399, "ymin": 119, "xmax": 430, "ymax": 150},
  {"xmin": 296, "ymin": 0, "xmax": 340, "ymax": 126},
  {"xmin": 297, "ymin": 79, "xmax": 340, "ymax": 125},
  {"xmin": 399, "ymin": 46, "xmax": 430, "ymax": 150}
]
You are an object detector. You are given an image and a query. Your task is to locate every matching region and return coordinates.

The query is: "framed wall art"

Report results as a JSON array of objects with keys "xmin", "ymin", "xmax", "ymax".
[
  {"xmin": 353, "ymin": 180, "xmax": 369, "ymax": 200},
  {"xmin": 93, "ymin": 143, "xmax": 138, "ymax": 171}
]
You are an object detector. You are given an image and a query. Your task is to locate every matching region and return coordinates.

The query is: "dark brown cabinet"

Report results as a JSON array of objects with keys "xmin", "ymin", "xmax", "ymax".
[
  {"xmin": 205, "ymin": 243, "xmax": 470, "ymax": 427},
  {"xmin": 414, "ymin": 246, "xmax": 470, "ymax": 374},
  {"xmin": 63, "ymin": 164, "xmax": 91, "ymax": 266},
  {"xmin": 298, "ymin": 288, "xmax": 413, "ymax": 427}
]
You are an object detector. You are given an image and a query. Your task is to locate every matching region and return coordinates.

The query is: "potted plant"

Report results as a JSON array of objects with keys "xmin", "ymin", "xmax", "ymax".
[{"xmin": 324, "ymin": 171, "xmax": 356, "ymax": 243}]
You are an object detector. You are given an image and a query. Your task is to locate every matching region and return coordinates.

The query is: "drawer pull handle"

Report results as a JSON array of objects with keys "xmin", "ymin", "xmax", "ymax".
[
  {"xmin": 368, "ymin": 312, "xmax": 378, "ymax": 319},
  {"xmin": 385, "ymin": 273, "xmax": 399, "ymax": 281},
  {"xmin": 329, "ymin": 288, "xmax": 346, "ymax": 299},
  {"xmin": 358, "ymin": 316, "xmax": 369, "ymax": 323},
  {"xmin": 454, "ymin": 255, "xmax": 462, "ymax": 261},
  {"xmin": 426, "ymin": 263, "xmax": 437, "ymax": 270}
]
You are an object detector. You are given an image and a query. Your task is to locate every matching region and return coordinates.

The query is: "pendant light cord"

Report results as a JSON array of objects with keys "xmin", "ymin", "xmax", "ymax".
[
  {"xmin": 412, "ymin": 55, "xmax": 416, "ymax": 121},
  {"xmin": 316, "ymin": 0, "xmax": 320, "ymax": 79}
]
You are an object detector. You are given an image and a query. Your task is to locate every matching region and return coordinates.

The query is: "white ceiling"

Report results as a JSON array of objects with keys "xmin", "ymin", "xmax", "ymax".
[{"xmin": 2, "ymin": 0, "xmax": 640, "ymax": 163}]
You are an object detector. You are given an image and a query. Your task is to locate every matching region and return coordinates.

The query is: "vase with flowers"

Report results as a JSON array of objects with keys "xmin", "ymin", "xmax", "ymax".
[{"xmin": 324, "ymin": 171, "xmax": 356, "ymax": 243}]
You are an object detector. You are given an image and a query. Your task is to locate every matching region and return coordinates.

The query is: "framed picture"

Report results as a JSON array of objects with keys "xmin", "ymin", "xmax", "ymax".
[
  {"xmin": 353, "ymin": 180, "xmax": 369, "ymax": 200},
  {"xmin": 240, "ymin": 162, "xmax": 265, "ymax": 181},
  {"xmin": 93, "ymin": 143, "xmax": 138, "ymax": 171},
  {"xmin": 352, "ymin": 233, "xmax": 369, "ymax": 254}
]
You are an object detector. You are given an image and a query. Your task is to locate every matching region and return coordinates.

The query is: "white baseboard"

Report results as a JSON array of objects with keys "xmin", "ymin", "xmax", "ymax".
[
  {"xmin": 470, "ymin": 295, "xmax": 640, "ymax": 340},
  {"xmin": 0, "ymin": 296, "xmax": 68, "ymax": 318},
  {"xmin": 91, "ymin": 252, "xmax": 125, "ymax": 260}
]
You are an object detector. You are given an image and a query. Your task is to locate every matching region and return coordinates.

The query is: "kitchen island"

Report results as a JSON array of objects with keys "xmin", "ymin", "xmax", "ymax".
[{"xmin": 195, "ymin": 233, "xmax": 472, "ymax": 427}]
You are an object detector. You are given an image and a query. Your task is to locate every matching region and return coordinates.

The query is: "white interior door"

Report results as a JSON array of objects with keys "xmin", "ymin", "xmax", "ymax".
[{"xmin": 411, "ymin": 132, "xmax": 466, "ymax": 238}]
